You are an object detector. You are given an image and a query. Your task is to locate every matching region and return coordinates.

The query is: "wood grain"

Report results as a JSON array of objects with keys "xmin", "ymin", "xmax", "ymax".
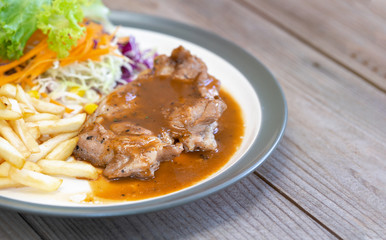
[
  {"xmin": 103, "ymin": 0, "xmax": 386, "ymax": 238},
  {"xmin": 0, "ymin": 210, "xmax": 41, "ymax": 240},
  {"xmin": 368, "ymin": 0, "xmax": 386, "ymax": 21},
  {"xmin": 240, "ymin": 0, "xmax": 386, "ymax": 92},
  {"xmin": 21, "ymin": 175, "xmax": 334, "ymax": 240},
  {"xmin": 0, "ymin": 0, "xmax": 384, "ymax": 239}
]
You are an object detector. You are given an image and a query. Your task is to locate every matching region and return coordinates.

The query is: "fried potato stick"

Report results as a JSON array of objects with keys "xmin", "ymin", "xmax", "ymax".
[
  {"xmin": 27, "ymin": 132, "xmax": 78, "ymax": 162},
  {"xmin": 38, "ymin": 160, "xmax": 98, "ymax": 180},
  {"xmin": 0, "ymin": 137, "xmax": 25, "ymax": 168},
  {"xmin": 9, "ymin": 167, "xmax": 62, "ymax": 192},
  {"xmin": 45, "ymin": 137, "xmax": 79, "ymax": 160},
  {"xmin": 37, "ymin": 113, "xmax": 86, "ymax": 135}
]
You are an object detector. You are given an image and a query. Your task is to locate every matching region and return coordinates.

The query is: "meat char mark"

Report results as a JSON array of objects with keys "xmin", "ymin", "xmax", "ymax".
[{"xmin": 73, "ymin": 46, "xmax": 227, "ymax": 179}]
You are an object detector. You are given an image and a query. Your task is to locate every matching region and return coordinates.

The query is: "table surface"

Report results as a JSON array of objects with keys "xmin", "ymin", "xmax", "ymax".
[{"xmin": 1, "ymin": 0, "xmax": 385, "ymax": 239}]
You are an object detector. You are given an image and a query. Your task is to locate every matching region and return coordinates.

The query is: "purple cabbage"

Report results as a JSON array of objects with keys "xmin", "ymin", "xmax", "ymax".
[
  {"xmin": 118, "ymin": 36, "xmax": 157, "ymax": 82},
  {"xmin": 93, "ymin": 39, "xmax": 98, "ymax": 49}
]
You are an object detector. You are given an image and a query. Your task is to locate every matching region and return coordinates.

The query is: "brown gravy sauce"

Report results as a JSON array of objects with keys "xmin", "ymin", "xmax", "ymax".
[
  {"xmin": 103, "ymin": 75, "xmax": 203, "ymax": 135},
  {"xmin": 89, "ymin": 89, "xmax": 244, "ymax": 201}
]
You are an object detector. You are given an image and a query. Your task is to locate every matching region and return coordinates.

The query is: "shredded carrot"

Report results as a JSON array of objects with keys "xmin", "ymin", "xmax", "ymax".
[
  {"xmin": 50, "ymin": 99, "xmax": 74, "ymax": 113},
  {"xmin": 40, "ymin": 92, "xmax": 73, "ymax": 113},
  {"xmin": 0, "ymin": 21, "xmax": 116, "ymax": 86}
]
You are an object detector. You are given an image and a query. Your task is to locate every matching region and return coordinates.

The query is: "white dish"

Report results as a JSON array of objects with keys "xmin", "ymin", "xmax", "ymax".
[{"xmin": 0, "ymin": 12, "xmax": 286, "ymax": 216}]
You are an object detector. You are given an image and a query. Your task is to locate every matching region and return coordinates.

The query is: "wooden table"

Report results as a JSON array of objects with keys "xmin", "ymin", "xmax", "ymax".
[{"xmin": 1, "ymin": 0, "xmax": 385, "ymax": 239}]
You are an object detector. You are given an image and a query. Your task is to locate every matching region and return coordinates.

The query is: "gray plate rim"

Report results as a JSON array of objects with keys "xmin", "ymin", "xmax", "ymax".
[{"xmin": 0, "ymin": 11, "xmax": 287, "ymax": 217}]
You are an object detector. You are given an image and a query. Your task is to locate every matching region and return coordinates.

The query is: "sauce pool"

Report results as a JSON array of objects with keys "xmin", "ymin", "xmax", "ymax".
[{"xmin": 88, "ymin": 89, "xmax": 244, "ymax": 201}]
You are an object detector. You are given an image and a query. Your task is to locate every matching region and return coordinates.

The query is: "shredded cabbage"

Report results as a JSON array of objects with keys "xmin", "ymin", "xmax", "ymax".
[
  {"xmin": 33, "ymin": 53, "xmax": 126, "ymax": 113},
  {"xmin": 33, "ymin": 36, "xmax": 156, "ymax": 114}
]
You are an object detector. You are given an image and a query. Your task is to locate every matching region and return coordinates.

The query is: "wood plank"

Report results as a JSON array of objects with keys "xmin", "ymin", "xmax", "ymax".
[
  {"xmin": 348, "ymin": 0, "xmax": 386, "ymax": 21},
  {"xmin": 0, "ymin": 210, "xmax": 41, "ymax": 240},
  {"xmin": 101, "ymin": 0, "xmax": 386, "ymax": 238},
  {"xmin": 368, "ymin": 0, "xmax": 386, "ymax": 21},
  {"xmin": 240, "ymin": 0, "xmax": 386, "ymax": 92},
  {"xmin": 21, "ymin": 175, "xmax": 334, "ymax": 240}
]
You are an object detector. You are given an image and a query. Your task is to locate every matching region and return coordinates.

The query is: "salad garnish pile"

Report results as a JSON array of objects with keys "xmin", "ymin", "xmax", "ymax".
[
  {"xmin": 0, "ymin": 0, "xmax": 156, "ymax": 114},
  {"xmin": 0, "ymin": 0, "xmax": 158, "ymax": 194}
]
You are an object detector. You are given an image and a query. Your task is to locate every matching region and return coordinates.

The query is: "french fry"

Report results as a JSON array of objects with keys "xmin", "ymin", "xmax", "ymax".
[
  {"xmin": 27, "ymin": 132, "xmax": 78, "ymax": 162},
  {"xmin": 24, "ymin": 113, "xmax": 60, "ymax": 122},
  {"xmin": 0, "ymin": 137, "xmax": 25, "ymax": 168},
  {"xmin": 0, "ymin": 120, "xmax": 30, "ymax": 158},
  {"xmin": 0, "ymin": 84, "xmax": 17, "ymax": 98},
  {"xmin": 30, "ymin": 98, "xmax": 65, "ymax": 115},
  {"xmin": 0, "ymin": 162, "xmax": 11, "ymax": 177},
  {"xmin": 45, "ymin": 137, "xmax": 79, "ymax": 160},
  {"xmin": 28, "ymin": 126, "xmax": 41, "ymax": 140},
  {"xmin": 0, "ymin": 102, "xmax": 6, "ymax": 110},
  {"xmin": 9, "ymin": 167, "xmax": 62, "ymax": 192},
  {"xmin": 0, "ymin": 96, "xmax": 11, "ymax": 108},
  {"xmin": 0, "ymin": 83, "xmax": 102, "ymax": 192},
  {"xmin": 0, "ymin": 109, "xmax": 22, "ymax": 120},
  {"xmin": 66, "ymin": 156, "xmax": 76, "ymax": 162},
  {"xmin": 0, "ymin": 177, "xmax": 22, "ymax": 189},
  {"xmin": 23, "ymin": 161, "xmax": 42, "ymax": 172},
  {"xmin": 38, "ymin": 134, "xmax": 51, "ymax": 142},
  {"xmin": 18, "ymin": 103, "xmax": 35, "ymax": 117},
  {"xmin": 8, "ymin": 97, "xmax": 21, "ymax": 112},
  {"xmin": 38, "ymin": 160, "xmax": 98, "ymax": 180},
  {"xmin": 15, "ymin": 85, "xmax": 36, "ymax": 112},
  {"xmin": 24, "ymin": 121, "xmax": 37, "ymax": 129},
  {"xmin": 37, "ymin": 113, "xmax": 86, "ymax": 135},
  {"xmin": 10, "ymin": 118, "xmax": 40, "ymax": 153},
  {"xmin": 7, "ymin": 100, "xmax": 40, "ymax": 153}
]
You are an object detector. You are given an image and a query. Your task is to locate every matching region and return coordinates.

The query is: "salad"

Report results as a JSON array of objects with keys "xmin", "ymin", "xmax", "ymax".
[
  {"xmin": 1, "ymin": 0, "xmax": 156, "ymax": 114},
  {"xmin": 0, "ymin": 0, "xmax": 157, "ymax": 192}
]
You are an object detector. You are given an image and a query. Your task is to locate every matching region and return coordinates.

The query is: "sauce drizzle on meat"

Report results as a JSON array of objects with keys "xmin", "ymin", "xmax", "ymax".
[
  {"xmin": 73, "ymin": 46, "xmax": 244, "ymax": 200},
  {"xmin": 74, "ymin": 46, "xmax": 227, "ymax": 179},
  {"xmin": 89, "ymin": 89, "xmax": 243, "ymax": 201}
]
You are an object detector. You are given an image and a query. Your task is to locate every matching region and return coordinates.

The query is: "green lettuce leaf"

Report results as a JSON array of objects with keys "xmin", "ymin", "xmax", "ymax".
[
  {"xmin": 0, "ymin": 0, "xmax": 49, "ymax": 60},
  {"xmin": 1, "ymin": 0, "xmax": 110, "ymax": 60},
  {"xmin": 83, "ymin": 0, "xmax": 113, "ymax": 32},
  {"xmin": 37, "ymin": 0, "xmax": 93, "ymax": 58}
]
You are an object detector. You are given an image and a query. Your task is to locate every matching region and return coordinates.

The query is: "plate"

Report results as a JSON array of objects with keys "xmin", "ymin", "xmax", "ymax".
[{"xmin": 0, "ymin": 11, "xmax": 287, "ymax": 217}]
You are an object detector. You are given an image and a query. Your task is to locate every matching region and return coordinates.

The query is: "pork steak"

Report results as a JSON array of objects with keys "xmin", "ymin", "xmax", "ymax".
[{"xmin": 73, "ymin": 46, "xmax": 227, "ymax": 179}]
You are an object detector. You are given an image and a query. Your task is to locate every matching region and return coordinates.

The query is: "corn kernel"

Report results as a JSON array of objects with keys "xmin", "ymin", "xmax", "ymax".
[
  {"xmin": 69, "ymin": 86, "xmax": 85, "ymax": 97},
  {"xmin": 84, "ymin": 103, "xmax": 98, "ymax": 115},
  {"xmin": 27, "ymin": 90, "xmax": 40, "ymax": 99},
  {"xmin": 69, "ymin": 86, "xmax": 79, "ymax": 92},
  {"xmin": 77, "ymin": 89, "xmax": 85, "ymax": 97}
]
